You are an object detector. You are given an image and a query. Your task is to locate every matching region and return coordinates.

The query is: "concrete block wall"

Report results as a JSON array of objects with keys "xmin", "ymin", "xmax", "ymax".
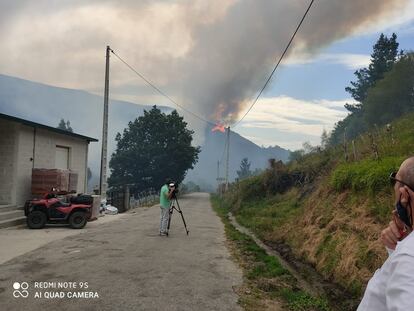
[
  {"xmin": 34, "ymin": 129, "xmax": 87, "ymax": 191},
  {"xmin": 0, "ymin": 118, "xmax": 91, "ymax": 206},
  {"xmin": 15, "ymin": 125, "xmax": 35, "ymax": 206},
  {"xmin": 0, "ymin": 119, "xmax": 17, "ymax": 205},
  {"xmin": 13, "ymin": 126, "xmax": 89, "ymax": 206},
  {"xmin": 32, "ymin": 128, "xmax": 55, "ymax": 170}
]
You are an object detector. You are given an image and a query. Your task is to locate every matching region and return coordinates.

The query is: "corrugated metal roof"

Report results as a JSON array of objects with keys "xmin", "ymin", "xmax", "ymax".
[{"xmin": 0, "ymin": 112, "xmax": 98, "ymax": 142}]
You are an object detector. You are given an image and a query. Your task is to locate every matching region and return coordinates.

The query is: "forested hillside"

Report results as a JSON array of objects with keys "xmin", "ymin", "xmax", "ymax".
[{"xmin": 329, "ymin": 33, "xmax": 414, "ymax": 145}]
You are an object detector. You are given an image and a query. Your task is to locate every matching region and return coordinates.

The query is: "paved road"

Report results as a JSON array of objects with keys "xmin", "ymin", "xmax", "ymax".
[
  {"xmin": 0, "ymin": 212, "xmax": 127, "ymax": 265},
  {"xmin": 0, "ymin": 193, "xmax": 242, "ymax": 311}
]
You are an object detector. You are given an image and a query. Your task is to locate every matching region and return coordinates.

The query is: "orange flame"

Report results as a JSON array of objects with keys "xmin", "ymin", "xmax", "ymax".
[{"xmin": 212, "ymin": 123, "xmax": 225, "ymax": 133}]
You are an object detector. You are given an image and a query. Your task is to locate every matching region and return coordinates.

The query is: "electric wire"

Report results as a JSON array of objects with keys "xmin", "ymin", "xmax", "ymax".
[
  {"xmin": 110, "ymin": 49, "xmax": 216, "ymax": 126},
  {"xmin": 110, "ymin": 48, "xmax": 229, "ymax": 181},
  {"xmin": 110, "ymin": 0, "xmax": 314, "ymax": 180},
  {"xmin": 232, "ymin": 0, "xmax": 315, "ymax": 128}
]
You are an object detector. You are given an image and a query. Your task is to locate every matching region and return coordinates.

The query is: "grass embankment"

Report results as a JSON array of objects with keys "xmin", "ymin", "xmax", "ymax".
[
  {"xmin": 221, "ymin": 113, "xmax": 414, "ymax": 302},
  {"xmin": 211, "ymin": 195, "xmax": 330, "ymax": 311}
]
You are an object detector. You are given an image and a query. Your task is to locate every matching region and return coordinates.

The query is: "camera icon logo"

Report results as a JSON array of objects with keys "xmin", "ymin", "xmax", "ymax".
[{"xmin": 12, "ymin": 282, "xmax": 29, "ymax": 298}]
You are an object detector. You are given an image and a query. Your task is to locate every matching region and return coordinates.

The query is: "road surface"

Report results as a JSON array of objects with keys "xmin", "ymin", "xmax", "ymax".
[{"xmin": 0, "ymin": 193, "xmax": 242, "ymax": 311}]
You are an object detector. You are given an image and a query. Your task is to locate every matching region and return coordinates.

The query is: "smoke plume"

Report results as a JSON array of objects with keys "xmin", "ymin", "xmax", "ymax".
[
  {"xmin": 177, "ymin": 0, "xmax": 409, "ymax": 124},
  {"xmin": 0, "ymin": 0, "xmax": 410, "ymax": 125}
]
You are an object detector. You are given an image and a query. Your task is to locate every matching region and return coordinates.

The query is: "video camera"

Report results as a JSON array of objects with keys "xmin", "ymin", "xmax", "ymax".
[{"xmin": 169, "ymin": 182, "xmax": 179, "ymax": 197}]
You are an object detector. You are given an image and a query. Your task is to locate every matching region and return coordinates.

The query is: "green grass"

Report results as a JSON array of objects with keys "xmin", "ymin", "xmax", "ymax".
[
  {"xmin": 211, "ymin": 195, "xmax": 331, "ymax": 311},
  {"xmin": 213, "ymin": 195, "xmax": 289, "ymax": 280},
  {"xmin": 330, "ymin": 156, "xmax": 403, "ymax": 193},
  {"xmin": 280, "ymin": 289, "xmax": 330, "ymax": 311},
  {"xmin": 231, "ymin": 193, "xmax": 302, "ymax": 240}
]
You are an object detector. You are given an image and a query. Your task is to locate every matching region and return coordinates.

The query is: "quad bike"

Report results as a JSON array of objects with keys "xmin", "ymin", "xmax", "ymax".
[{"xmin": 24, "ymin": 190, "xmax": 93, "ymax": 229}]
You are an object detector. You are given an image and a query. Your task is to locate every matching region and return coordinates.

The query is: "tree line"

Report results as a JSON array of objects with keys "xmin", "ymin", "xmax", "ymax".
[
  {"xmin": 328, "ymin": 33, "xmax": 414, "ymax": 146},
  {"xmin": 108, "ymin": 106, "xmax": 200, "ymax": 191}
]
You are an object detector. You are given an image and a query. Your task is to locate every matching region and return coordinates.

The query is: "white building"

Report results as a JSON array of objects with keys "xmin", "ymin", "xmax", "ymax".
[{"xmin": 0, "ymin": 113, "xmax": 98, "ymax": 207}]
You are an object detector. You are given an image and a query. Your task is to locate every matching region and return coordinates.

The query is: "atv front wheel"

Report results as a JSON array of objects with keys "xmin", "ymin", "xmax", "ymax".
[
  {"xmin": 27, "ymin": 211, "xmax": 47, "ymax": 229},
  {"xmin": 69, "ymin": 211, "xmax": 87, "ymax": 229}
]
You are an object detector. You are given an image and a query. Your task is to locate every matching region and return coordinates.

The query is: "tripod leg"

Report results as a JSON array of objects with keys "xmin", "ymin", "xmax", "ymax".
[
  {"xmin": 175, "ymin": 198, "xmax": 189, "ymax": 235},
  {"xmin": 166, "ymin": 203, "xmax": 174, "ymax": 236}
]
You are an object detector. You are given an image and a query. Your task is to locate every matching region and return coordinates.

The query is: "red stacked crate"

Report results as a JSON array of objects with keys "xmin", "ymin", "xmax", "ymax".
[{"xmin": 31, "ymin": 169, "xmax": 70, "ymax": 196}]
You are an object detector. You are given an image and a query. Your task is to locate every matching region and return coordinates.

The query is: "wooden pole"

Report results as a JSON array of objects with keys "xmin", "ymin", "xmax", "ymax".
[{"xmin": 225, "ymin": 127, "xmax": 230, "ymax": 191}]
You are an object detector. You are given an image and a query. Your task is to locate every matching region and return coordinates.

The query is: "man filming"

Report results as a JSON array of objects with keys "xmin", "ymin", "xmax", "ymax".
[{"xmin": 159, "ymin": 179, "xmax": 174, "ymax": 236}]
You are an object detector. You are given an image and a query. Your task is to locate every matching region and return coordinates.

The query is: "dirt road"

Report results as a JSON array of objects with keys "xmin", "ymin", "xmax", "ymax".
[{"xmin": 0, "ymin": 193, "xmax": 242, "ymax": 311}]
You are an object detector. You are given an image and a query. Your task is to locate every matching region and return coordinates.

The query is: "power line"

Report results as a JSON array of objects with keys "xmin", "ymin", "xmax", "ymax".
[
  {"xmin": 110, "ymin": 50, "xmax": 216, "ymax": 126},
  {"xmin": 232, "ymin": 0, "xmax": 315, "ymax": 128},
  {"xmin": 110, "ymin": 48, "xmax": 231, "ymax": 183}
]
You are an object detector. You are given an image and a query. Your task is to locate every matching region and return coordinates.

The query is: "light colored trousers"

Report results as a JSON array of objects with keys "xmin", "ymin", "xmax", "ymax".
[{"xmin": 160, "ymin": 207, "xmax": 170, "ymax": 233}]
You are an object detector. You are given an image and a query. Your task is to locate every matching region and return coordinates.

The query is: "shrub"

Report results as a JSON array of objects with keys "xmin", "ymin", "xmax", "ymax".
[
  {"xmin": 263, "ymin": 160, "xmax": 293, "ymax": 195},
  {"xmin": 237, "ymin": 175, "xmax": 266, "ymax": 202}
]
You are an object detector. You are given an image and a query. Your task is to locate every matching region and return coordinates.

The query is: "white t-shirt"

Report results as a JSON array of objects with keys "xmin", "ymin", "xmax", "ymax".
[{"xmin": 358, "ymin": 232, "xmax": 414, "ymax": 310}]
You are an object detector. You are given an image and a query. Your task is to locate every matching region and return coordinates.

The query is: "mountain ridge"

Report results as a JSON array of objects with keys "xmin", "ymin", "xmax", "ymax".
[{"xmin": 0, "ymin": 73, "xmax": 290, "ymax": 190}]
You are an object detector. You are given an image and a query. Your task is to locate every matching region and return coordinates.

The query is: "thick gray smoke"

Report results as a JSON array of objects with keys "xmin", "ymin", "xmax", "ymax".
[
  {"xmin": 0, "ymin": 0, "xmax": 409, "ymax": 125},
  {"xmin": 177, "ymin": 0, "xmax": 408, "ymax": 123}
]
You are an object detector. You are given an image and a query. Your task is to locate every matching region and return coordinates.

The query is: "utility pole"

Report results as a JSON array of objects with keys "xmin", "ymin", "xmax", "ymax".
[
  {"xmin": 216, "ymin": 160, "xmax": 220, "ymax": 195},
  {"xmin": 99, "ymin": 45, "xmax": 111, "ymax": 199},
  {"xmin": 225, "ymin": 126, "xmax": 230, "ymax": 191},
  {"xmin": 216, "ymin": 161, "xmax": 220, "ymax": 182}
]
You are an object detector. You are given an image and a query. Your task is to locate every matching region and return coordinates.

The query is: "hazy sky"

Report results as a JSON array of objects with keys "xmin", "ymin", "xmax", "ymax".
[{"xmin": 1, "ymin": 0, "xmax": 414, "ymax": 150}]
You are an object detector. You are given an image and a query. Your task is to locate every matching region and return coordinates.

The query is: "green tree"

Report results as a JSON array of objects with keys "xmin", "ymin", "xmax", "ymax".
[
  {"xmin": 364, "ymin": 53, "xmax": 414, "ymax": 125},
  {"xmin": 302, "ymin": 141, "xmax": 316, "ymax": 154},
  {"xmin": 329, "ymin": 33, "xmax": 401, "ymax": 146},
  {"xmin": 57, "ymin": 118, "xmax": 73, "ymax": 132},
  {"xmin": 237, "ymin": 158, "xmax": 252, "ymax": 180},
  {"xmin": 345, "ymin": 33, "xmax": 399, "ymax": 109},
  {"xmin": 328, "ymin": 113, "xmax": 367, "ymax": 146},
  {"xmin": 108, "ymin": 106, "xmax": 200, "ymax": 190},
  {"xmin": 289, "ymin": 149, "xmax": 305, "ymax": 162},
  {"xmin": 320, "ymin": 129, "xmax": 329, "ymax": 150}
]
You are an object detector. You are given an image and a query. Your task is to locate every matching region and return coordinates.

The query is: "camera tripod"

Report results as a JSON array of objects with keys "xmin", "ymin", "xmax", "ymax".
[{"xmin": 166, "ymin": 196, "xmax": 189, "ymax": 236}]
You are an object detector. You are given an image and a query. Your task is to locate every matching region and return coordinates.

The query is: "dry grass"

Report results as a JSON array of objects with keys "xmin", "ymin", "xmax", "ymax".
[
  {"xmin": 221, "ymin": 114, "xmax": 414, "ymax": 300},
  {"xmin": 267, "ymin": 184, "xmax": 389, "ymax": 294}
]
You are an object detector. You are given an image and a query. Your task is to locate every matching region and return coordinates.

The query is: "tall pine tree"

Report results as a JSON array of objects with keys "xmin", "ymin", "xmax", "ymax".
[
  {"xmin": 345, "ymin": 33, "xmax": 400, "ymax": 111},
  {"xmin": 237, "ymin": 158, "xmax": 252, "ymax": 180}
]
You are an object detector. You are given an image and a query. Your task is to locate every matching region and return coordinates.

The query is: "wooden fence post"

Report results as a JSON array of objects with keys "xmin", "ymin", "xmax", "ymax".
[{"xmin": 368, "ymin": 133, "xmax": 379, "ymax": 160}]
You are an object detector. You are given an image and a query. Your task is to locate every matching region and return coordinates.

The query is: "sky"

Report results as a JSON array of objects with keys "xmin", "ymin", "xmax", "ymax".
[{"xmin": 1, "ymin": 0, "xmax": 414, "ymax": 150}]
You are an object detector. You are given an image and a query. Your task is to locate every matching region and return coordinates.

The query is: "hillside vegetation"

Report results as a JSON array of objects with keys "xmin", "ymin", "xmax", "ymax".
[
  {"xmin": 218, "ymin": 34, "xmax": 414, "ymax": 302},
  {"xmin": 219, "ymin": 112, "xmax": 414, "ymax": 299}
]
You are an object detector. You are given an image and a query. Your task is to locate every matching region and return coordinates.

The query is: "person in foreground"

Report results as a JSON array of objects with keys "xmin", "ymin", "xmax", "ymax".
[
  {"xmin": 159, "ymin": 178, "xmax": 173, "ymax": 236},
  {"xmin": 358, "ymin": 157, "xmax": 414, "ymax": 310}
]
